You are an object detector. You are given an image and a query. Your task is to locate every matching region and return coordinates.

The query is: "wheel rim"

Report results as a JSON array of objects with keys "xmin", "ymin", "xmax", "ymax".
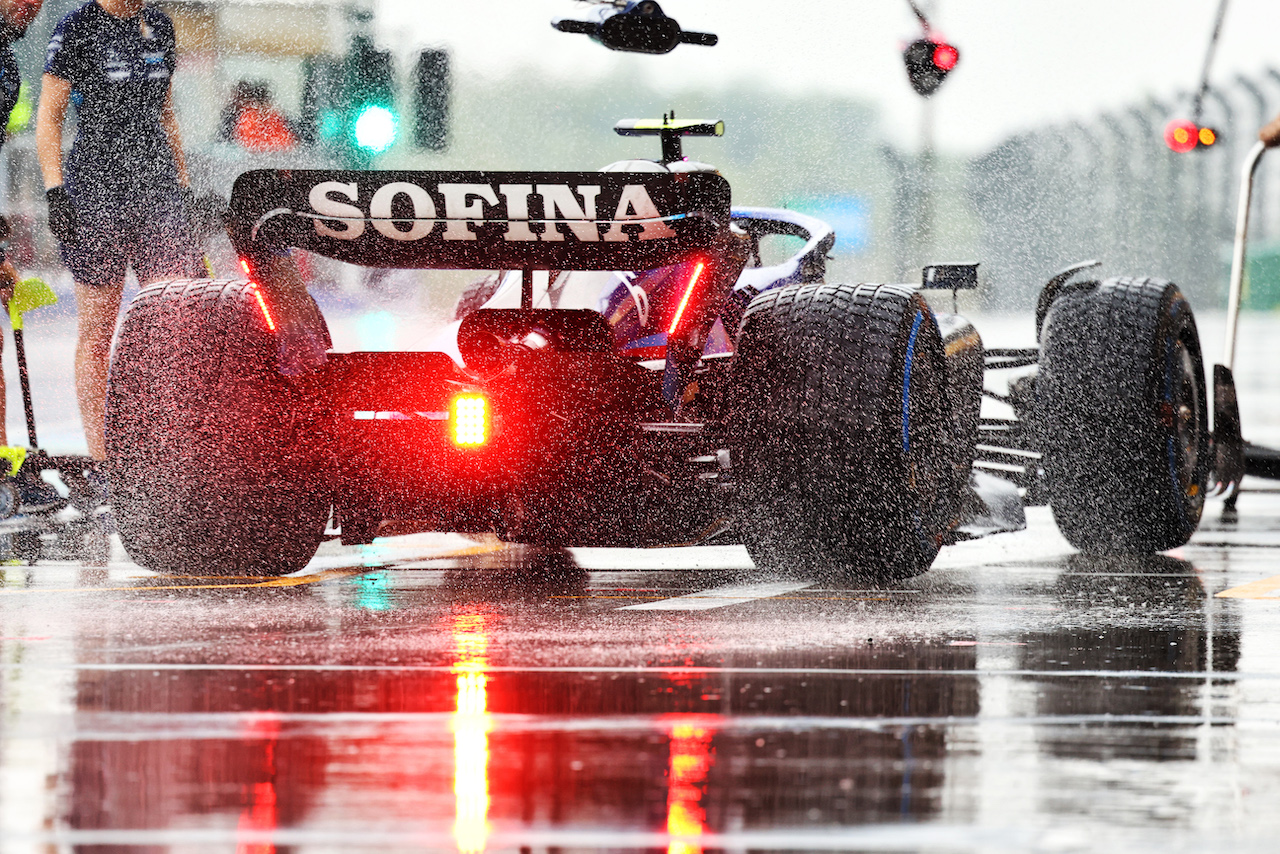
[{"xmin": 1171, "ymin": 335, "xmax": 1201, "ymax": 488}]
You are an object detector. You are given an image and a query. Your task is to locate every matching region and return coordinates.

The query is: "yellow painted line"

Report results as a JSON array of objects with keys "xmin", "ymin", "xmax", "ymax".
[
  {"xmin": 0, "ymin": 540, "xmax": 513, "ymax": 596},
  {"xmin": 432, "ymin": 543, "xmax": 506, "ymax": 558},
  {"xmin": 1216, "ymin": 574, "xmax": 1280, "ymax": 599},
  {"xmin": 373, "ymin": 540, "xmax": 499, "ymax": 551},
  {"xmin": 0, "ymin": 568, "xmax": 367, "ymax": 595},
  {"xmin": 553, "ymin": 595, "xmax": 667, "ymax": 600},
  {"xmin": 358, "ymin": 542, "xmax": 507, "ymax": 561}
]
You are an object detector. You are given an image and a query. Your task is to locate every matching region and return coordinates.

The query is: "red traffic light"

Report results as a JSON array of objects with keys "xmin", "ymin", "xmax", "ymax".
[
  {"xmin": 903, "ymin": 38, "xmax": 959, "ymax": 97},
  {"xmin": 1164, "ymin": 119, "xmax": 1219, "ymax": 153},
  {"xmin": 932, "ymin": 42, "xmax": 959, "ymax": 71}
]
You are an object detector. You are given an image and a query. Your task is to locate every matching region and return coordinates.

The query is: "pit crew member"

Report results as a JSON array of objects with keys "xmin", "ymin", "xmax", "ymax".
[{"xmin": 35, "ymin": 0, "xmax": 202, "ymax": 465}]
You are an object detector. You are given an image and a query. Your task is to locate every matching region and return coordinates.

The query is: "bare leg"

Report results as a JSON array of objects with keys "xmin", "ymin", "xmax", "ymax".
[{"xmin": 73, "ymin": 281, "xmax": 123, "ymax": 460}]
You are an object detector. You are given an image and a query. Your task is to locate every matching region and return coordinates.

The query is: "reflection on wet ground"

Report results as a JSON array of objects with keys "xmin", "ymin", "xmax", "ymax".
[{"xmin": 1, "ymin": 500, "xmax": 1280, "ymax": 850}]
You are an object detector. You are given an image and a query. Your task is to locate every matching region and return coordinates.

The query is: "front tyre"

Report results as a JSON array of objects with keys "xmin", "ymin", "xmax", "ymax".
[
  {"xmin": 107, "ymin": 279, "xmax": 330, "ymax": 576},
  {"xmin": 1039, "ymin": 277, "xmax": 1209, "ymax": 553}
]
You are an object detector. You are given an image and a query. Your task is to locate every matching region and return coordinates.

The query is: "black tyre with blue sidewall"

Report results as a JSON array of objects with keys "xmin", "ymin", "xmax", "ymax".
[
  {"xmin": 727, "ymin": 283, "xmax": 962, "ymax": 581},
  {"xmin": 106, "ymin": 279, "xmax": 330, "ymax": 576},
  {"xmin": 1039, "ymin": 276, "xmax": 1209, "ymax": 553}
]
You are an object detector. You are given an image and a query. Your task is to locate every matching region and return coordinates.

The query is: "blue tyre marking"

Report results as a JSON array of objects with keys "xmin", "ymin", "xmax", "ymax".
[
  {"xmin": 903, "ymin": 310, "xmax": 934, "ymax": 558},
  {"xmin": 902, "ymin": 311, "xmax": 925, "ymax": 453}
]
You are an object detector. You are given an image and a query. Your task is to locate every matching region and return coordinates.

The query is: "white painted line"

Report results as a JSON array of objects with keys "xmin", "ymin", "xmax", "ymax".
[{"xmin": 618, "ymin": 580, "xmax": 812, "ymax": 611}]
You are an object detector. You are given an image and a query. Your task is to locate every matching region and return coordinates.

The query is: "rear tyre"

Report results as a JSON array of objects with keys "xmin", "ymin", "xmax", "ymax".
[
  {"xmin": 107, "ymin": 279, "xmax": 330, "ymax": 576},
  {"xmin": 1039, "ymin": 276, "xmax": 1208, "ymax": 553},
  {"xmin": 727, "ymin": 283, "xmax": 962, "ymax": 582}
]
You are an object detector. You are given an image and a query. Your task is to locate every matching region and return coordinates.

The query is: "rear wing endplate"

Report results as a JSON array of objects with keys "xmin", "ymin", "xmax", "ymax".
[{"xmin": 227, "ymin": 169, "xmax": 731, "ymax": 272}]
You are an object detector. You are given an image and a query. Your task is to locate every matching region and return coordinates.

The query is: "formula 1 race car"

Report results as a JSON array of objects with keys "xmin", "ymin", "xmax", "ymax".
[{"xmin": 104, "ymin": 118, "xmax": 1210, "ymax": 581}]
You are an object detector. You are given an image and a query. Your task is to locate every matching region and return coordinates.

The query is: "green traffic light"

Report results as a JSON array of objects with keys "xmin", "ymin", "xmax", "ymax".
[{"xmin": 353, "ymin": 104, "xmax": 398, "ymax": 153}]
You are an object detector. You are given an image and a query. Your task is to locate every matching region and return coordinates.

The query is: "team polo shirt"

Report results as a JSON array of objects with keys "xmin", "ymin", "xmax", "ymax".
[{"xmin": 45, "ymin": 2, "xmax": 179, "ymax": 192}]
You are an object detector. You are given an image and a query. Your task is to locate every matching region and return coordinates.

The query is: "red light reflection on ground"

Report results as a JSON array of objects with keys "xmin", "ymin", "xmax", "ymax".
[
  {"xmin": 453, "ymin": 614, "xmax": 492, "ymax": 853},
  {"xmin": 235, "ymin": 717, "xmax": 280, "ymax": 854},
  {"xmin": 664, "ymin": 715, "xmax": 717, "ymax": 854}
]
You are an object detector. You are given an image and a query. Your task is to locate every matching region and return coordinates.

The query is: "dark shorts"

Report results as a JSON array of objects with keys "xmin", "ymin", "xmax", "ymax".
[{"xmin": 59, "ymin": 176, "xmax": 201, "ymax": 288}]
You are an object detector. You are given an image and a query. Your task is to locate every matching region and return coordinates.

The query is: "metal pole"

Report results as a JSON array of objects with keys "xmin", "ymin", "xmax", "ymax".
[
  {"xmin": 904, "ymin": 0, "xmax": 931, "ymax": 32},
  {"xmin": 1223, "ymin": 141, "xmax": 1266, "ymax": 370},
  {"xmin": 1235, "ymin": 74, "xmax": 1269, "ymax": 237},
  {"xmin": 1191, "ymin": 0, "xmax": 1231, "ymax": 122}
]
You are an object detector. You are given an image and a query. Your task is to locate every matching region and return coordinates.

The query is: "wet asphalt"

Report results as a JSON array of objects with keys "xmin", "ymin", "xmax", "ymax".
[
  {"xmin": 0, "ymin": 309, "xmax": 1276, "ymax": 851},
  {"xmin": 0, "ymin": 488, "xmax": 1278, "ymax": 853}
]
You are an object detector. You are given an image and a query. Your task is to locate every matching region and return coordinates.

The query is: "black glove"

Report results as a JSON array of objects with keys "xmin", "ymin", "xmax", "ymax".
[
  {"xmin": 181, "ymin": 187, "xmax": 227, "ymax": 241},
  {"xmin": 46, "ymin": 186, "xmax": 78, "ymax": 245}
]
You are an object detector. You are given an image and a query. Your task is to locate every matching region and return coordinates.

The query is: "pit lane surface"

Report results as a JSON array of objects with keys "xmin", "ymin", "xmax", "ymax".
[
  {"xmin": 1, "ymin": 308, "xmax": 1279, "ymax": 852},
  {"xmin": 1, "ymin": 491, "xmax": 1280, "ymax": 853}
]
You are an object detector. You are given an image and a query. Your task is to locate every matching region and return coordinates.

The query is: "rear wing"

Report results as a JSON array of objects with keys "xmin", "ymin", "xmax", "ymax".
[{"xmin": 227, "ymin": 169, "xmax": 732, "ymax": 272}]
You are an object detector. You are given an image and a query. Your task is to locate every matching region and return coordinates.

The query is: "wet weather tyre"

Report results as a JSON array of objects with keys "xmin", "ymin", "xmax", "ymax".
[
  {"xmin": 1039, "ymin": 276, "xmax": 1209, "ymax": 554},
  {"xmin": 727, "ymin": 283, "xmax": 962, "ymax": 582},
  {"xmin": 106, "ymin": 279, "xmax": 330, "ymax": 576}
]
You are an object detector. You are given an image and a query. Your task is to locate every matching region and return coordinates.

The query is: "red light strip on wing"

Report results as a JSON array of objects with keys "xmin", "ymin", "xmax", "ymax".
[
  {"xmin": 240, "ymin": 259, "xmax": 278, "ymax": 332},
  {"xmin": 247, "ymin": 284, "xmax": 277, "ymax": 332},
  {"xmin": 667, "ymin": 262, "xmax": 706, "ymax": 335}
]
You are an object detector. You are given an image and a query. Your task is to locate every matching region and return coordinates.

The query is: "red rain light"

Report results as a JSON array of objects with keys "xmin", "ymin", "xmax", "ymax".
[
  {"xmin": 932, "ymin": 42, "xmax": 959, "ymax": 71},
  {"xmin": 667, "ymin": 261, "xmax": 707, "ymax": 336},
  {"xmin": 452, "ymin": 394, "xmax": 488, "ymax": 447},
  {"xmin": 1165, "ymin": 119, "xmax": 1199, "ymax": 153}
]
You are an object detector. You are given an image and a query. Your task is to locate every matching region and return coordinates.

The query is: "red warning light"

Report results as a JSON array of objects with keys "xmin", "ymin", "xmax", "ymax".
[
  {"xmin": 1164, "ymin": 119, "xmax": 1199, "ymax": 154},
  {"xmin": 903, "ymin": 37, "xmax": 960, "ymax": 96},
  {"xmin": 1198, "ymin": 126, "xmax": 1217, "ymax": 146}
]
